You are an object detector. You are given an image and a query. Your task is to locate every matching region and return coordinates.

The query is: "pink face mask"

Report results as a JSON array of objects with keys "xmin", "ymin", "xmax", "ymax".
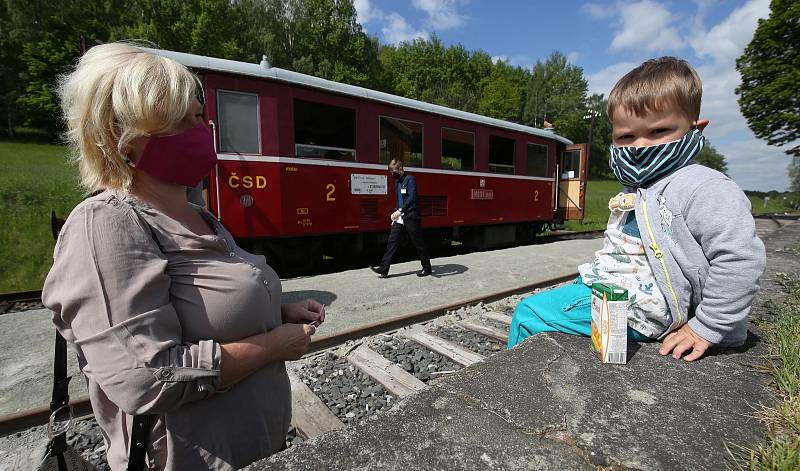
[{"xmin": 134, "ymin": 122, "xmax": 218, "ymax": 187}]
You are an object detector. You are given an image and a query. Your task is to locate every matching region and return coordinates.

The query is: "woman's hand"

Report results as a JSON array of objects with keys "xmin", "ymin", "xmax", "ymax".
[
  {"xmin": 273, "ymin": 322, "xmax": 316, "ymax": 361},
  {"xmin": 282, "ymin": 299, "xmax": 325, "ymax": 327},
  {"xmin": 219, "ymin": 322, "xmax": 316, "ymax": 387}
]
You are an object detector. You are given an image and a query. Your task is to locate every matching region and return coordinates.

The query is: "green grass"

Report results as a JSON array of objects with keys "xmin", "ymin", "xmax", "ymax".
[
  {"xmin": 0, "ymin": 141, "xmax": 83, "ymax": 291},
  {"xmin": 562, "ymin": 179, "xmax": 625, "ymax": 231},
  {"xmin": 749, "ymin": 195, "xmax": 799, "ymax": 215},
  {"xmin": 561, "ymin": 179, "xmax": 799, "ymax": 232},
  {"xmin": 741, "ymin": 273, "xmax": 800, "ymax": 470}
]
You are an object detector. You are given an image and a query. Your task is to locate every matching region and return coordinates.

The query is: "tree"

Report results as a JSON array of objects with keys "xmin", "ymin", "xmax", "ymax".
[
  {"xmin": 789, "ymin": 156, "xmax": 800, "ymax": 192},
  {"xmin": 477, "ymin": 60, "xmax": 528, "ymax": 122},
  {"xmin": 0, "ymin": 0, "xmax": 22, "ymax": 136},
  {"xmin": 1, "ymin": 0, "xmax": 385, "ymax": 137},
  {"xmin": 12, "ymin": 0, "xmax": 129, "ymax": 136},
  {"xmin": 523, "ymin": 51, "xmax": 588, "ymax": 128},
  {"xmin": 115, "ymin": 0, "xmax": 247, "ymax": 60},
  {"xmin": 0, "ymin": 0, "xmax": 61, "ymax": 137},
  {"xmin": 239, "ymin": 0, "xmax": 382, "ymax": 87},
  {"xmin": 694, "ymin": 141, "xmax": 729, "ymax": 175},
  {"xmin": 380, "ymin": 35, "xmax": 495, "ymax": 113},
  {"xmin": 736, "ymin": 0, "xmax": 800, "ymax": 157},
  {"xmin": 552, "ymin": 93, "xmax": 613, "ymax": 179},
  {"xmin": 478, "ymin": 73, "xmax": 521, "ymax": 121}
]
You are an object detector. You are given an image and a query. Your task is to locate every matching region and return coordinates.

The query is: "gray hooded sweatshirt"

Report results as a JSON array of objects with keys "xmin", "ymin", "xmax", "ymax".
[{"xmin": 633, "ymin": 163, "xmax": 766, "ymax": 346}]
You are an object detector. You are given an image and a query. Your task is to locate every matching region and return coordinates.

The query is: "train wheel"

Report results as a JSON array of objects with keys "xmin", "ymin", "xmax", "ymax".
[
  {"xmin": 515, "ymin": 223, "xmax": 537, "ymax": 245},
  {"xmin": 268, "ymin": 239, "xmax": 322, "ymax": 276}
]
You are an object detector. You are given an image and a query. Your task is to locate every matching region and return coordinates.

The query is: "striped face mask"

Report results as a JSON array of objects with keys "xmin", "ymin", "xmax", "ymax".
[{"xmin": 609, "ymin": 128, "xmax": 705, "ymax": 188}]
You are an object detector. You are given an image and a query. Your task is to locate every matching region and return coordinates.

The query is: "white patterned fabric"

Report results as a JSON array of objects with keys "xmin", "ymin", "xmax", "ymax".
[{"xmin": 578, "ymin": 194, "xmax": 671, "ymax": 338}]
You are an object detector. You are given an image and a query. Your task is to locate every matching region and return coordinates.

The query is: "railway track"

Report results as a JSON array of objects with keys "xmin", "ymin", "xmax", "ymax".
[
  {"xmin": 0, "ymin": 216, "xmax": 791, "ymax": 315},
  {"xmin": 0, "ymin": 230, "xmax": 605, "ymax": 317},
  {"xmin": 0, "ymin": 272, "xmax": 577, "ymax": 439},
  {"xmin": 0, "ymin": 289, "xmax": 43, "ymax": 315}
]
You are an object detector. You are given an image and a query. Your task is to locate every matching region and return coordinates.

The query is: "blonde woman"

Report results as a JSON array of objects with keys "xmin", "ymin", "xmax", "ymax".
[{"xmin": 43, "ymin": 42, "xmax": 324, "ymax": 470}]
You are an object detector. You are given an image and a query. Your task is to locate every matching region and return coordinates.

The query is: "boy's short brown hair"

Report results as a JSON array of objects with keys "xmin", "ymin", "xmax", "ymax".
[{"xmin": 607, "ymin": 56, "xmax": 702, "ymax": 121}]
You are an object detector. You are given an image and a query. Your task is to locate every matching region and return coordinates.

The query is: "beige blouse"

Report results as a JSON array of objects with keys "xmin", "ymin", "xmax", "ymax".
[{"xmin": 42, "ymin": 191, "xmax": 290, "ymax": 470}]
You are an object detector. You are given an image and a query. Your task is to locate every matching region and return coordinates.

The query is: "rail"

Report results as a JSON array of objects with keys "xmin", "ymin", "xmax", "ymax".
[
  {"xmin": 0, "ymin": 272, "xmax": 578, "ymax": 438},
  {"xmin": 0, "ymin": 230, "xmax": 606, "ymax": 317}
]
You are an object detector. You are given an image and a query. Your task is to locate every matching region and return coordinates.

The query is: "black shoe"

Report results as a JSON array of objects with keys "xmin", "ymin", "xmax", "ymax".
[
  {"xmin": 417, "ymin": 269, "xmax": 432, "ymax": 277},
  {"xmin": 370, "ymin": 266, "xmax": 388, "ymax": 278}
]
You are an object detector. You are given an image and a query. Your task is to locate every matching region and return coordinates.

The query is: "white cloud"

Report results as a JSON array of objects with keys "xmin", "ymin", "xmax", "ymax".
[
  {"xmin": 716, "ymin": 138, "xmax": 792, "ymax": 191},
  {"xmin": 692, "ymin": 0, "xmax": 769, "ymax": 62},
  {"xmin": 491, "ymin": 54, "xmax": 533, "ymax": 69},
  {"xmin": 585, "ymin": 61, "xmax": 640, "ymax": 98},
  {"xmin": 382, "ymin": 12, "xmax": 429, "ymax": 44},
  {"xmin": 354, "ymin": 0, "xmax": 381, "ymax": 24},
  {"xmin": 581, "ymin": 2, "xmax": 616, "ymax": 19},
  {"xmin": 412, "ymin": 0, "xmax": 469, "ymax": 30},
  {"xmin": 688, "ymin": 0, "xmax": 776, "ymax": 189},
  {"xmin": 566, "ymin": 51, "xmax": 581, "ymax": 64},
  {"xmin": 355, "ymin": 1, "xmax": 449, "ymax": 44},
  {"xmin": 662, "ymin": 0, "xmax": 769, "ymax": 141},
  {"xmin": 356, "ymin": 0, "xmax": 469, "ymax": 46},
  {"xmin": 610, "ymin": 1, "xmax": 686, "ymax": 53}
]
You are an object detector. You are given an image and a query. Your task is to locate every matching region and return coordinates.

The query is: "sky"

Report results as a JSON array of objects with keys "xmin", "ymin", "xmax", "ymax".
[{"xmin": 354, "ymin": 0, "xmax": 792, "ymax": 192}]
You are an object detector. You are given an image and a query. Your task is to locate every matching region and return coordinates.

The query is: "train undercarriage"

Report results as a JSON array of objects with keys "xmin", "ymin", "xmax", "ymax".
[{"xmin": 238, "ymin": 220, "xmax": 554, "ymax": 275}]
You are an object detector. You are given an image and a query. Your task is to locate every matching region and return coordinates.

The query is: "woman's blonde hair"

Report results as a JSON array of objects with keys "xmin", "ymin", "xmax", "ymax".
[
  {"xmin": 607, "ymin": 56, "xmax": 702, "ymax": 122},
  {"xmin": 58, "ymin": 42, "xmax": 200, "ymax": 192}
]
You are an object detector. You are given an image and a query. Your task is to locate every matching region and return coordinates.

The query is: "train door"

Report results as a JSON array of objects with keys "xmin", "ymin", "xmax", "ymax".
[{"xmin": 555, "ymin": 143, "xmax": 588, "ymax": 221}]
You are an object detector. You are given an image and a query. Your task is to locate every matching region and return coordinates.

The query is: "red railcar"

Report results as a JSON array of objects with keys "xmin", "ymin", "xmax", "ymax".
[{"xmin": 149, "ymin": 48, "xmax": 589, "ymax": 269}]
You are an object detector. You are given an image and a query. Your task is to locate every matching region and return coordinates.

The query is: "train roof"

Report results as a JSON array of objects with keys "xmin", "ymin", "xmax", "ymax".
[{"xmin": 143, "ymin": 47, "xmax": 573, "ymax": 146}]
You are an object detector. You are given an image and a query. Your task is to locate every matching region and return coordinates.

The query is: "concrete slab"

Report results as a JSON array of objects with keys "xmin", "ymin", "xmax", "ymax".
[
  {"xmin": 0, "ymin": 238, "xmax": 601, "ymax": 416},
  {"xmin": 251, "ymin": 332, "xmax": 773, "ymax": 471},
  {"xmin": 251, "ymin": 222, "xmax": 798, "ymax": 471},
  {"xmin": 0, "ymin": 309, "xmax": 83, "ymax": 415}
]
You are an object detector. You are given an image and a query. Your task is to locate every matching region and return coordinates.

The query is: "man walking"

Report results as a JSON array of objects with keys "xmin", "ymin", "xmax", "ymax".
[{"xmin": 371, "ymin": 159, "xmax": 432, "ymax": 278}]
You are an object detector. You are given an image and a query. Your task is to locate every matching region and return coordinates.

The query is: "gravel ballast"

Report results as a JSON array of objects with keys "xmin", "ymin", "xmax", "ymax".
[
  {"xmin": 369, "ymin": 336, "xmax": 462, "ymax": 382},
  {"xmin": 293, "ymin": 351, "xmax": 394, "ymax": 426}
]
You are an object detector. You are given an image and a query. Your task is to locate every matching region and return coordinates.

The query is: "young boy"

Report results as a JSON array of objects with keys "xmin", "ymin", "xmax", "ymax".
[{"xmin": 508, "ymin": 57, "xmax": 766, "ymax": 361}]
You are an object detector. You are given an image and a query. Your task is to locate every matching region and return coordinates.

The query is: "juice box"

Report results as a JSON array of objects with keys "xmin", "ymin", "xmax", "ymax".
[{"xmin": 591, "ymin": 282, "xmax": 628, "ymax": 364}]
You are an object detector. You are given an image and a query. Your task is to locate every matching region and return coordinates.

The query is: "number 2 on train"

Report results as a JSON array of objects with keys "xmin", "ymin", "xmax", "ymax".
[
  {"xmin": 533, "ymin": 189, "xmax": 539, "ymax": 202},
  {"xmin": 326, "ymin": 183, "xmax": 336, "ymax": 201}
]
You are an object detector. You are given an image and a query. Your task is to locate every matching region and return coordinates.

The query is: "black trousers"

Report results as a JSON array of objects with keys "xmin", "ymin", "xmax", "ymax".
[{"xmin": 378, "ymin": 216, "xmax": 431, "ymax": 273}]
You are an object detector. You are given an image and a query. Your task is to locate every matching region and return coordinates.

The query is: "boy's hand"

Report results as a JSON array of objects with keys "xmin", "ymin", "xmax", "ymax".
[{"xmin": 659, "ymin": 324, "xmax": 712, "ymax": 361}]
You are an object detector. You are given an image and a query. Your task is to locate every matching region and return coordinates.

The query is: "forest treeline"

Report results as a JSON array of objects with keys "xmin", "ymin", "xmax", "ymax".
[{"xmin": 0, "ymin": 0, "xmax": 729, "ymax": 177}]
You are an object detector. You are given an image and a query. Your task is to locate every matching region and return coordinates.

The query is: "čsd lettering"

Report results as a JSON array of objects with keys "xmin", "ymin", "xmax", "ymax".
[{"xmin": 227, "ymin": 173, "xmax": 267, "ymax": 190}]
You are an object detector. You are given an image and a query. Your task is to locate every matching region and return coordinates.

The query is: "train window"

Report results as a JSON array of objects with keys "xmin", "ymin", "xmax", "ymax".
[
  {"xmin": 561, "ymin": 149, "xmax": 581, "ymax": 177},
  {"xmin": 379, "ymin": 116, "xmax": 423, "ymax": 167},
  {"xmin": 441, "ymin": 128, "xmax": 474, "ymax": 171},
  {"xmin": 488, "ymin": 135, "xmax": 515, "ymax": 174},
  {"xmin": 526, "ymin": 143, "xmax": 548, "ymax": 177},
  {"xmin": 218, "ymin": 90, "xmax": 260, "ymax": 154},
  {"xmin": 294, "ymin": 99, "xmax": 356, "ymax": 161}
]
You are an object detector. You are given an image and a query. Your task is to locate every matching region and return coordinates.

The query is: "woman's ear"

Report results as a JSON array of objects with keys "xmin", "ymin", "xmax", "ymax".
[{"xmin": 695, "ymin": 119, "xmax": 710, "ymax": 132}]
